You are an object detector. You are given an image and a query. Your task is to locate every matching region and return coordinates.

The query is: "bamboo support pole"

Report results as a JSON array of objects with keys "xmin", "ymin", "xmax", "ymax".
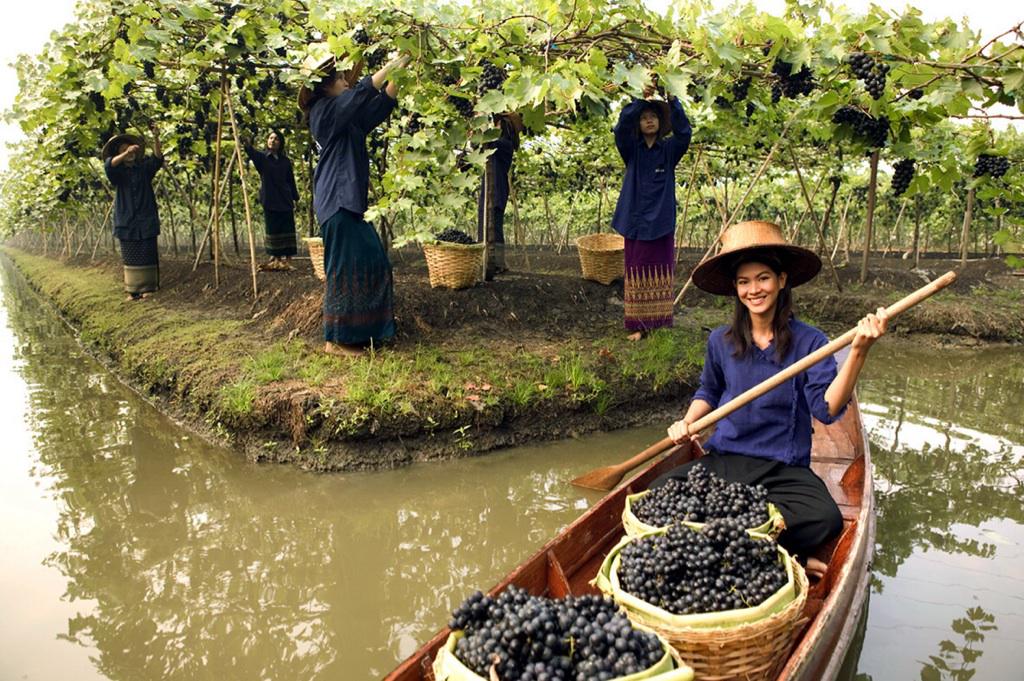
[{"xmin": 223, "ymin": 83, "xmax": 260, "ymax": 299}]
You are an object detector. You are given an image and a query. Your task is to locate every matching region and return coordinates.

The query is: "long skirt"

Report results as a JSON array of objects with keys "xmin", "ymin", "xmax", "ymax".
[
  {"xmin": 118, "ymin": 237, "xmax": 159, "ymax": 296},
  {"xmin": 264, "ymin": 209, "xmax": 297, "ymax": 257},
  {"xmin": 476, "ymin": 204, "xmax": 507, "ymax": 277},
  {"xmin": 650, "ymin": 451, "xmax": 844, "ymax": 560},
  {"xmin": 321, "ymin": 209, "xmax": 395, "ymax": 346},
  {"xmin": 624, "ymin": 232, "xmax": 675, "ymax": 332}
]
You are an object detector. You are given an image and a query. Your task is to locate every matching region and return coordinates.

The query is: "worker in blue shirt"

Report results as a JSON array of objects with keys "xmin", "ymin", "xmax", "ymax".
[
  {"xmin": 243, "ymin": 130, "xmax": 300, "ymax": 271},
  {"xmin": 611, "ymin": 85, "xmax": 692, "ymax": 340},
  {"xmin": 298, "ymin": 49, "xmax": 411, "ymax": 357},
  {"xmin": 659, "ymin": 220, "xmax": 888, "ymax": 577}
]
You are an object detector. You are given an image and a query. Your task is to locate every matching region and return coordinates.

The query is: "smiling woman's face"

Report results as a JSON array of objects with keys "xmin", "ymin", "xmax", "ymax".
[{"xmin": 734, "ymin": 261, "xmax": 788, "ymax": 317}]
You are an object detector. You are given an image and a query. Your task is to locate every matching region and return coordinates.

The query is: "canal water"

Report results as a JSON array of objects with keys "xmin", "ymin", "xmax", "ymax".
[{"xmin": 1, "ymin": 257, "xmax": 1021, "ymax": 680}]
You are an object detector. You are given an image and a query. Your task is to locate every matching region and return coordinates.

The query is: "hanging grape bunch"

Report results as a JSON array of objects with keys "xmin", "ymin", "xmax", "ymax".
[
  {"xmin": 142, "ymin": 60, "xmax": 156, "ymax": 80},
  {"xmin": 617, "ymin": 519, "xmax": 789, "ymax": 615},
  {"xmin": 832, "ymin": 106, "xmax": 889, "ymax": 148},
  {"xmin": 449, "ymin": 587, "xmax": 665, "ymax": 680},
  {"xmin": 447, "ymin": 93, "xmax": 475, "ymax": 119},
  {"xmin": 847, "ymin": 51, "xmax": 889, "ymax": 100},
  {"xmin": 632, "ymin": 463, "xmax": 771, "ymax": 529},
  {"xmin": 891, "ymin": 159, "xmax": 915, "ymax": 196},
  {"xmin": 906, "ymin": 88, "xmax": 924, "ymax": 101},
  {"xmin": 405, "ymin": 112, "xmax": 422, "ymax": 135},
  {"xmin": 731, "ymin": 76, "xmax": 751, "ymax": 102},
  {"xmin": 352, "ymin": 27, "xmax": 370, "ymax": 46},
  {"xmin": 478, "ymin": 59, "xmax": 506, "ymax": 94},
  {"xmin": 435, "ymin": 228, "xmax": 476, "ymax": 245},
  {"xmin": 973, "ymin": 154, "xmax": 1011, "ymax": 179},
  {"xmin": 772, "ymin": 59, "xmax": 816, "ymax": 99},
  {"xmin": 771, "ymin": 81, "xmax": 783, "ymax": 104},
  {"xmin": 89, "ymin": 91, "xmax": 105, "ymax": 113}
]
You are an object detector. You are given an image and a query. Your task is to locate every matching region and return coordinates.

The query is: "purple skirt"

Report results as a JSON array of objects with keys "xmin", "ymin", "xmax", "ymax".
[{"xmin": 624, "ymin": 232, "xmax": 675, "ymax": 331}]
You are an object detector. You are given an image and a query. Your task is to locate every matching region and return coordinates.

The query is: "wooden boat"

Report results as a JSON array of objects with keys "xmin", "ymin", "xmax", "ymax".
[{"xmin": 386, "ymin": 397, "xmax": 873, "ymax": 681}]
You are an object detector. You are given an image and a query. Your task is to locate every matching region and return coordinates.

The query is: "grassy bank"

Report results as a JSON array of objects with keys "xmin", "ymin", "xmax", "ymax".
[{"xmin": 3, "ymin": 248, "xmax": 710, "ymax": 470}]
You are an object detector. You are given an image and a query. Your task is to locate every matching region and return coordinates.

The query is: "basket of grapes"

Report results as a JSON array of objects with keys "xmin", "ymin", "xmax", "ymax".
[
  {"xmin": 433, "ymin": 586, "xmax": 695, "ymax": 681},
  {"xmin": 593, "ymin": 520, "xmax": 808, "ymax": 681},
  {"xmin": 622, "ymin": 463, "xmax": 785, "ymax": 538},
  {"xmin": 423, "ymin": 229, "xmax": 486, "ymax": 290},
  {"xmin": 576, "ymin": 233, "xmax": 625, "ymax": 285}
]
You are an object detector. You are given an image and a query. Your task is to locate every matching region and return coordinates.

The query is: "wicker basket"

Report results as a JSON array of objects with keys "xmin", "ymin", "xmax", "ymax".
[
  {"xmin": 623, "ymin": 491, "xmax": 785, "ymax": 539},
  {"xmin": 576, "ymin": 232, "xmax": 625, "ymax": 285},
  {"xmin": 303, "ymin": 237, "xmax": 326, "ymax": 281},
  {"xmin": 595, "ymin": 531, "xmax": 809, "ymax": 681},
  {"xmin": 423, "ymin": 242, "xmax": 485, "ymax": 289}
]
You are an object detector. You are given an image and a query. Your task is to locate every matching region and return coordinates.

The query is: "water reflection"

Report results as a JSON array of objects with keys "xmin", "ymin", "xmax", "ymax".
[
  {"xmin": 5, "ymin": 255, "xmax": 1024, "ymax": 680},
  {"xmin": 2, "ymin": 258, "xmax": 654, "ymax": 680},
  {"xmin": 854, "ymin": 344, "xmax": 1024, "ymax": 680}
]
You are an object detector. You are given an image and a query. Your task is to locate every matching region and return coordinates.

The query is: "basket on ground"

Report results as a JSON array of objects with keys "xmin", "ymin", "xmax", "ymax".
[
  {"xmin": 576, "ymin": 233, "xmax": 625, "ymax": 285},
  {"xmin": 423, "ymin": 242, "xmax": 485, "ymax": 290},
  {"xmin": 594, "ymin": 530, "xmax": 809, "ymax": 681},
  {"xmin": 303, "ymin": 237, "xmax": 325, "ymax": 281}
]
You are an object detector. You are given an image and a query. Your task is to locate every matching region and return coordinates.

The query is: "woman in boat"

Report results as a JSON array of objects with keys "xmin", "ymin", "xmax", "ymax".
[
  {"xmin": 476, "ymin": 112, "xmax": 521, "ymax": 279},
  {"xmin": 243, "ymin": 129, "xmax": 299, "ymax": 271},
  {"xmin": 611, "ymin": 84, "xmax": 692, "ymax": 341},
  {"xmin": 102, "ymin": 121, "xmax": 163, "ymax": 301},
  {"xmin": 298, "ymin": 48, "xmax": 410, "ymax": 357},
  {"xmin": 660, "ymin": 220, "xmax": 887, "ymax": 576}
]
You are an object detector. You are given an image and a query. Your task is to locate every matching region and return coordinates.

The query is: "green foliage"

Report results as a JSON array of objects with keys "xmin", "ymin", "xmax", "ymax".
[{"xmin": 1, "ymin": 0, "xmax": 1022, "ymax": 255}]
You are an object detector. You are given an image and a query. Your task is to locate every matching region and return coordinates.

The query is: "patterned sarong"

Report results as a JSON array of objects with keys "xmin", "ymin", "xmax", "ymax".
[
  {"xmin": 118, "ymin": 237, "xmax": 159, "ymax": 295},
  {"xmin": 321, "ymin": 209, "xmax": 395, "ymax": 345},
  {"xmin": 624, "ymin": 232, "xmax": 675, "ymax": 332},
  {"xmin": 264, "ymin": 209, "xmax": 297, "ymax": 257}
]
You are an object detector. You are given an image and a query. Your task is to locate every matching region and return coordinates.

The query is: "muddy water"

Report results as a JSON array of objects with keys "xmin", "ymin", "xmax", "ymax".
[{"xmin": 1, "ymin": 256, "xmax": 1022, "ymax": 680}]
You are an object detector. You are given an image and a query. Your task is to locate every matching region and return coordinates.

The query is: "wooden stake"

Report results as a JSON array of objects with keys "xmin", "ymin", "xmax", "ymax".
[
  {"xmin": 789, "ymin": 147, "xmax": 841, "ymax": 292},
  {"xmin": 860, "ymin": 150, "xmax": 879, "ymax": 284},
  {"xmin": 223, "ymin": 82, "xmax": 260, "ymax": 299},
  {"xmin": 191, "ymin": 152, "xmax": 237, "ymax": 271},
  {"xmin": 674, "ymin": 147, "xmax": 702, "ymax": 269},
  {"xmin": 959, "ymin": 187, "xmax": 975, "ymax": 266},
  {"xmin": 210, "ymin": 73, "xmax": 227, "ymax": 287},
  {"xmin": 673, "ymin": 105, "xmax": 804, "ymax": 307}
]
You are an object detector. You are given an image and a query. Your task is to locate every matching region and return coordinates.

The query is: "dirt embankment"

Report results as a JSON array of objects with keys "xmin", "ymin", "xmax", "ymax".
[{"xmin": 4, "ymin": 245, "xmax": 1019, "ymax": 472}]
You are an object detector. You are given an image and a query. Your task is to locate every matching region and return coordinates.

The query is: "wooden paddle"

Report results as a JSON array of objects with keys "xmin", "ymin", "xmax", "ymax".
[{"xmin": 571, "ymin": 271, "xmax": 958, "ymax": 492}]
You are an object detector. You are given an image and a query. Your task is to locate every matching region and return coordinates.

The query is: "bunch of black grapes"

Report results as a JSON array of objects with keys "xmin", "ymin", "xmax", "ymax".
[
  {"xmin": 891, "ymin": 159, "xmax": 915, "ymax": 196},
  {"xmin": 352, "ymin": 27, "xmax": 370, "ymax": 46},
  {"xmin": 405, "ymin": 112, "xmax": 423, "ymax": 135},
  {"xmin": 450, "ymin": 586, "xmax": 665, "ymax": 681},
  {"xmin": 632, "ymin": 463, "xmax": 770, "ymax": 529},
  {"xmin": 772, "ymin": 60, "xmax": 816, "ymax": 99},
  {"xmin": 832, "ymin": 105, "xmax": 889, "ymax": 148},
  {"xmin": 435, "ymin": 228, "xmax": 476, "ymax": 245},
  {"xmin": 906, "ymin": 88, "xmax": 924, "ymax": 100},
  {"xmin": 973, "ymin": 154, "xmax": 1010, "ymax": 179},
  {"xmin": 618, "ymin": 519, "xmax": 788, "ymax": 615},
  {"xmin": 448, "ymin": 94, "xmax": 475, "ymax": 119},
  {"xmin": 364, "ymin": 48, "xmax": 386, "ymax": 70},
  {"xmin": 847, "ymin": 52, "xmax": 889, "ymax": 100},
  {"xmin": 731, "ymin": 76, "xmax": 751, "ymax": 102},
  {"xmin": 479, "ymin": 60, "xmax": 506, "ymax": 93}
]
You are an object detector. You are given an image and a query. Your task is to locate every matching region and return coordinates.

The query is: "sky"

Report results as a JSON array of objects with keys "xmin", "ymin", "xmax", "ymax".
[{"xmin": 0, "ymin": 0, "xmax": 1020, "ymax": 173}]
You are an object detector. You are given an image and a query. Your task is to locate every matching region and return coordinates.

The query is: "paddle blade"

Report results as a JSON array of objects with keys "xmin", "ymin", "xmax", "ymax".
[{"xmin": 570, "ymin": 465, "xmax": 627, "ymax": 492}]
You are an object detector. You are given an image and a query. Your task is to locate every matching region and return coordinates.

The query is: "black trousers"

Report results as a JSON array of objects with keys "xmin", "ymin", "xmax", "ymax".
[{"xmin": 650, "ymin": 452, "xmax": 844, "ymax": 559}]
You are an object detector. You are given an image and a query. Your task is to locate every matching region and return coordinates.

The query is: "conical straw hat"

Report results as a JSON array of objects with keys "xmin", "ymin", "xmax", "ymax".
[{"xmin": 691, "ymin": 220, "xmax": 822, "ymax": 295}]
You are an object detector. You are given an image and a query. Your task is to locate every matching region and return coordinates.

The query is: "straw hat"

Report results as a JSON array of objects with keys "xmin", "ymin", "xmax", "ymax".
[
  {"xmin": 691, "ymin": 220, "xmax": 822, "ymax": 296},
  {"xmin": 297, "ymin": 43, "xmax": 363, "ymax": 113},
  {"xmin": 100, "ymin": 133, "xmax": 144, "ymax": 161}
]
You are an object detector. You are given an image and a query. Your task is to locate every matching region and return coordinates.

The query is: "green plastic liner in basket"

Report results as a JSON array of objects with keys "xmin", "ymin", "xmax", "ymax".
[
  {"xmin": 622, "ymin": 491, "xmax": 785, "ymax": 538},
  {"xmin": 432, "ymin": 630, "xmax": 694, "ymax": 681},
  {"xmin": 593, "ymin": 528, "xmax": 797, "ymax": 631}
]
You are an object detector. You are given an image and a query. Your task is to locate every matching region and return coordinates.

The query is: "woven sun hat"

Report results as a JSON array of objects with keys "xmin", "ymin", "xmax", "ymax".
[
  {"xmin": 691, "ymin": 220, "xmax": 822, "ymax": 296},
  {"xmin": 100, "ymin": 132, "xmax": 145, "ymax": 160},
  {"xmin": 297, "ymin": 42, "xmax": 363, "ymax": 113}
]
